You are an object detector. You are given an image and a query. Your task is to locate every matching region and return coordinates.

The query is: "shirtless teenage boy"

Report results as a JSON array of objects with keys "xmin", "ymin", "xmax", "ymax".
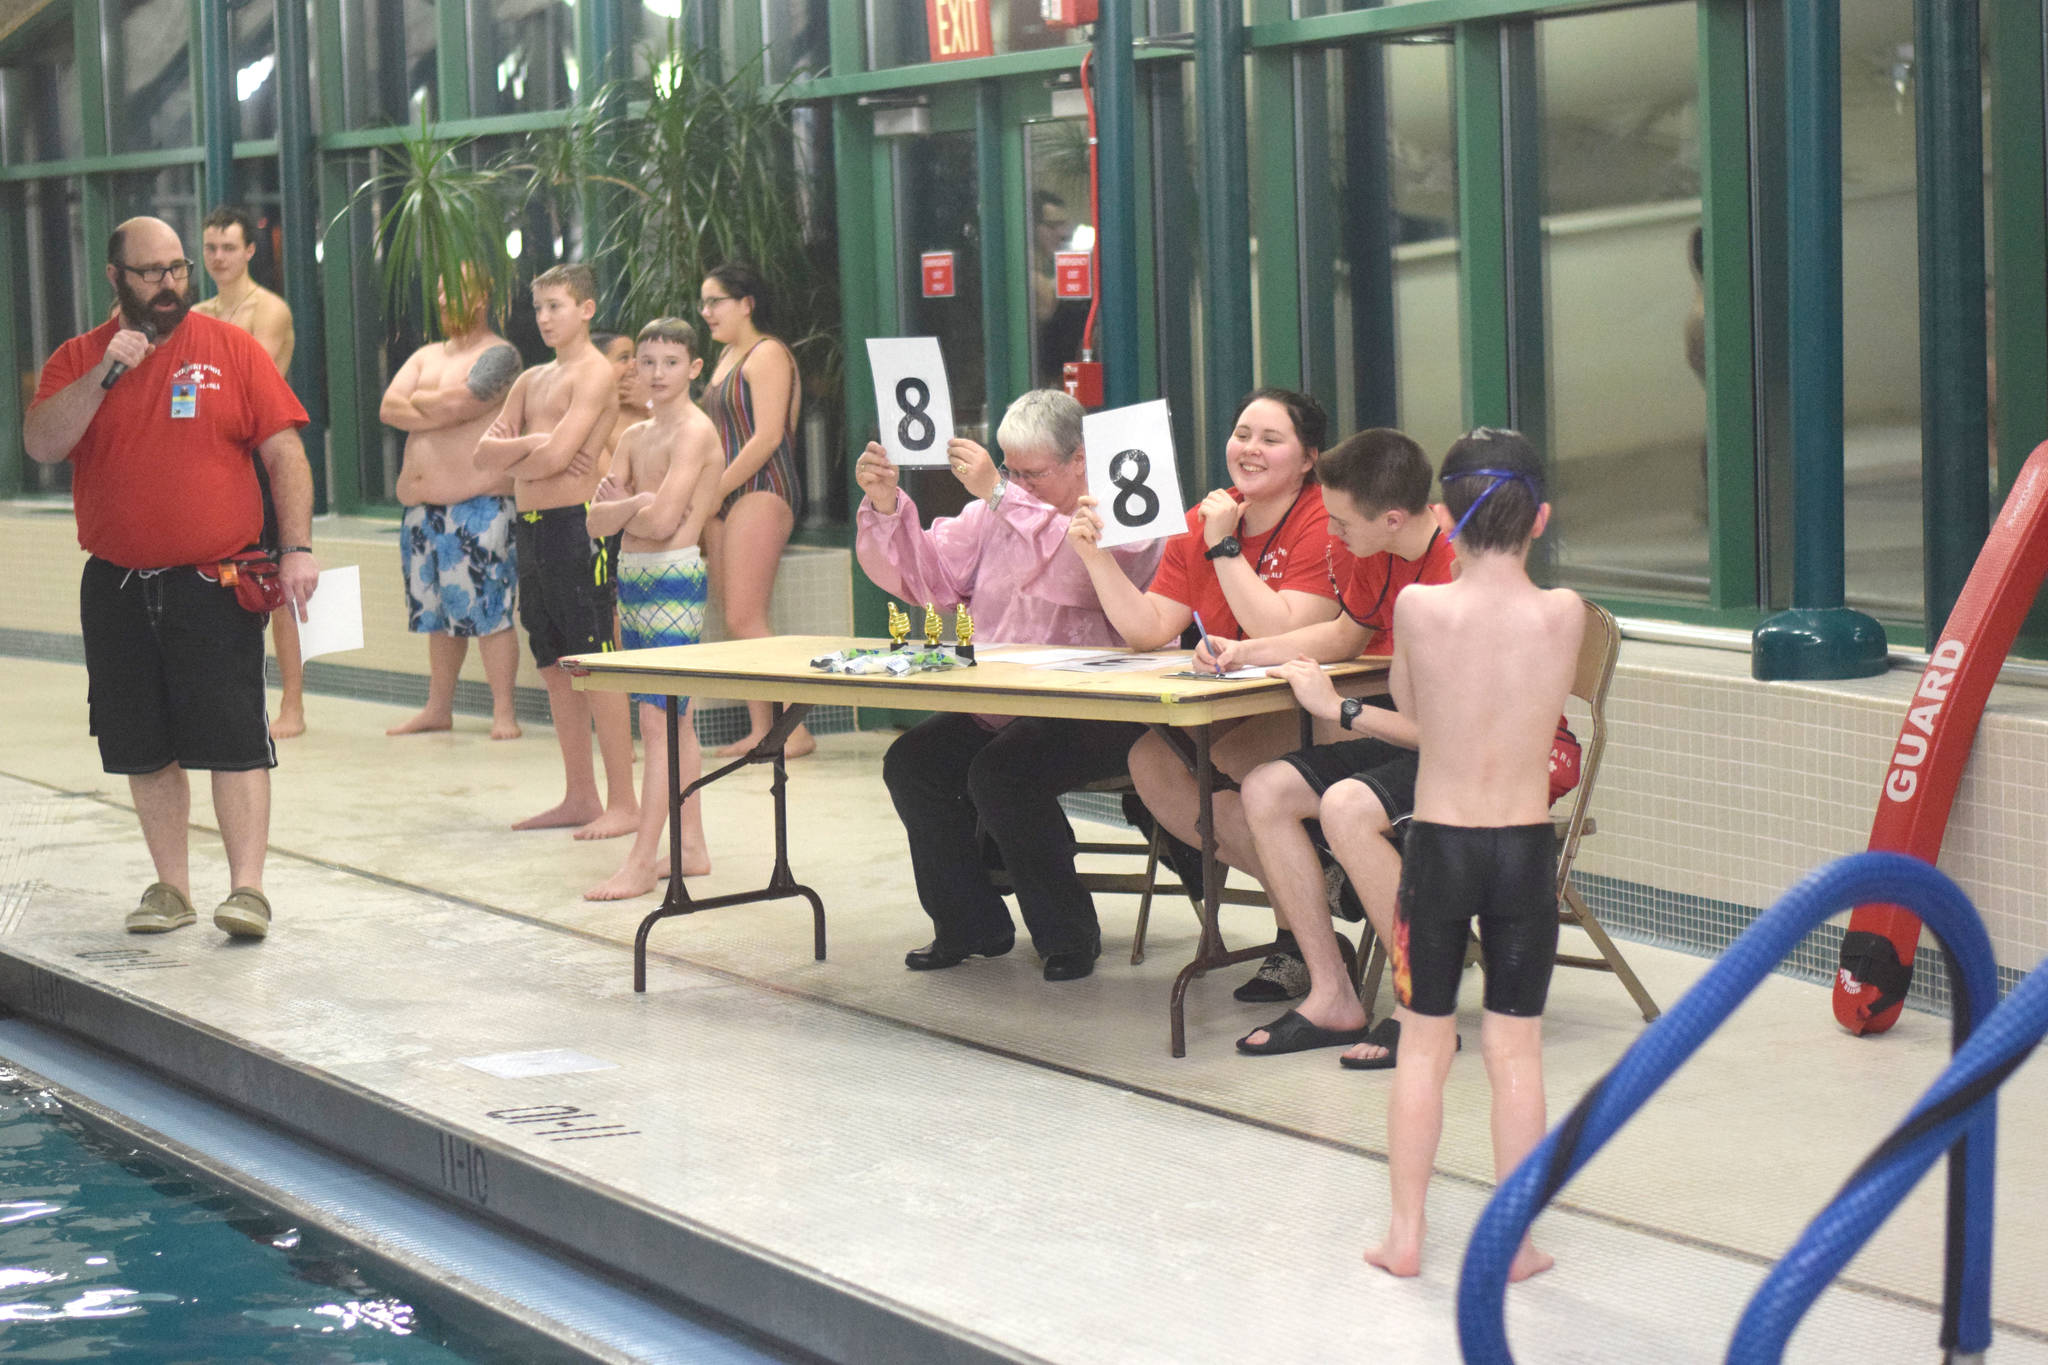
[
  {"xmin": 473, "ymin": 263, "xmax": 635, "ymax": 838},
  {"xmin": 582, "ymin": 318, "xmax": 724, "ymax": 902},
  {"xmin": 1362, "ymin": 426, "xmax": 1581, "ymax": 1283},
  {"xmin": 380, "ymin": 272, "xmax": 524, "ymax": 739},
  {"xmin": 193, "ymin": 205, "xmax": 305, "ymax": 739}
]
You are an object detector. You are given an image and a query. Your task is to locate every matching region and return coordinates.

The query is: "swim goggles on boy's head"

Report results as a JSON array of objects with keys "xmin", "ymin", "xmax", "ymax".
[{"xmin": 1441, "ymin": 467, "xmax": 1544, "ymax": 542}]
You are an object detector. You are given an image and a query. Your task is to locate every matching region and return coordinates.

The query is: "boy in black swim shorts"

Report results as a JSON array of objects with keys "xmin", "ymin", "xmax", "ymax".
[{"xmin": 1360, "ymin": 427, "xmax": 1584, "ymax": 1284}]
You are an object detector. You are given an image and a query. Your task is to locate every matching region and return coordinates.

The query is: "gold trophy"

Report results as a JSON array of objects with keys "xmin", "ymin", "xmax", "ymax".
[
  {"xmin": 887, "ymin": 601, "xmax": 911, "ymax": 650},
  {"xmin": 954, "ymin": 604, "xmax": 976, "ymax": 663},
  {"xmin": 923, "ymin": 602, "xmax": 944, "ymax": 649}
]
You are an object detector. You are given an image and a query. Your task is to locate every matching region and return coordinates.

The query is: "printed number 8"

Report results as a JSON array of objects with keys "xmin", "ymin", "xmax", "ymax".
[
  {"xmin": 897, "ymin": 377, "xmax": 935, "ymax": 451},
  {"xmin": 1109, "ymin": 449, "xmax": 1159, "ymax": 526}
]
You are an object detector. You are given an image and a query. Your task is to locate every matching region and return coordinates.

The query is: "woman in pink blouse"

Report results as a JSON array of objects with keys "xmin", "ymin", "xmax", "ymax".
[{"xmin": 854, "ymin": 389, "xmax": 1162, "ymax": 983}]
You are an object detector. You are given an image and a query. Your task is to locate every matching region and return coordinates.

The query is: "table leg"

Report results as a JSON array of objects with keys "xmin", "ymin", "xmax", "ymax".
[
  {"xmin": 632, "ymin": 701, "xmax": 826, "ymax": 991},
  {"xmin": 1153, "ymin": 720, "xmax": 1308, "ymax": 1058}
]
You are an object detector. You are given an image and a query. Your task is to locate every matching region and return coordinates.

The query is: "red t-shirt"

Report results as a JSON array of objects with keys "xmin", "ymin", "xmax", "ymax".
[
  {"xmin": 1148, "ymin": 486, "xmax": 1336, "ymax": 640},
  {"xmin": 35, "ymin": 313, "xmax": 308, "ymax": 569},
  {"xmin": 1331, "ymin": 512, "xmax": 1458, "ymax": 655}
]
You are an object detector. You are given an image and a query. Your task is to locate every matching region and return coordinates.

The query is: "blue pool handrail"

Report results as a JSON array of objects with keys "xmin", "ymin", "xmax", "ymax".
[
  {"xmin": 1456, "ymin": 853, "xmax": 2001, "ymax": 1364},
  {"xmin": 1731, "ymin": 944, "xmax": 2048, "ymax": 1360}
]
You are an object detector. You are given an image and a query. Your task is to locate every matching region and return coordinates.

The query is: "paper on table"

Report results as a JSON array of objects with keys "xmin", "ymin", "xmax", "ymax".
[
  {"xmin": 1042, "ymin": 652, "xmax": 1188, "ymax": 674},
  {"xmin": 976, "ymin": 646, "xmax": 1116, "ymax": 665},
  {"xmin": 296, "ymin": 564, "xmax": 364, "ymax": 661}
]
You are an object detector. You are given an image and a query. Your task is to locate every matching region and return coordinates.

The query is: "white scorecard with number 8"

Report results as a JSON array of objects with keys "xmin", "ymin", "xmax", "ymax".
[
  {"xmin": 1082, "ymin": 399, "xmax": 1184, "ymax": 548},
  {"xmin": 865, "ymin": 337, "xmax": 956, "ymax": 469}
]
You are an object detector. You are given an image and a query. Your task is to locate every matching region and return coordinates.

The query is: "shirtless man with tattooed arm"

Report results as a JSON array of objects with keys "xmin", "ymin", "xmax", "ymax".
[{"xmin": 380, "ymin": 273, "xmax": 527, "ymax": 740}]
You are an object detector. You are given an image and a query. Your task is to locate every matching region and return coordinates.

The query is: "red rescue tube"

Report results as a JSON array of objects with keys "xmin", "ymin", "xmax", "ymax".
[{"xmin": 1834, "ymin": 442, "xmax": 2048, "ymax": 1034}]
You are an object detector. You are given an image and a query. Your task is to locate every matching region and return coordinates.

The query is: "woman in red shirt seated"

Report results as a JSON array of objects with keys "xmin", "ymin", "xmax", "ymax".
[{"xmin": 1067, "ymin": 386, "xmax": 1341, "ymax": 845}]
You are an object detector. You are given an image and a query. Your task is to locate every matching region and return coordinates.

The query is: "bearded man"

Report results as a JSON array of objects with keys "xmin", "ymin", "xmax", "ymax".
[{"xmin": 23, "ymin": 216, "xmax": 316, "ymax": 941}]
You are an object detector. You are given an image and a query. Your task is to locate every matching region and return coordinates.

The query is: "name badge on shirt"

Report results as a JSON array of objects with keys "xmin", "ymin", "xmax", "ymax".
[{"xmin": 170, "ymin": 382, "xmax": 198, "ymax": 419}]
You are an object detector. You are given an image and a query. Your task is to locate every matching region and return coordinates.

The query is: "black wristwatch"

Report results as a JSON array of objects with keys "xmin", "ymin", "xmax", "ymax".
[
  {"xmin": 1339, "ymin": 697, "xmax": 1364, "ymax": 731},
  {"xmin": 1204, "ymin": 536, "xmax": 1243, "ymax": 561}
]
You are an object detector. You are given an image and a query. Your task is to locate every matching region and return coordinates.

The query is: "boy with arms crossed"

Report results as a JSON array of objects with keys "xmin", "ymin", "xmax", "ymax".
[
  {"xmin": 583, "ymin": 318, "xmax": 723, "ymax": 901},
  {"xmin": 380, "ymin": 273, "xmax": 525, "ymax": 739},
  {"xmin": 1364, "ymin": 427, "xmax": 1580, "ymax": 1282},
  {"xmin": 474, "ymin": 263, "xmax": 634, "ymax": 838}
]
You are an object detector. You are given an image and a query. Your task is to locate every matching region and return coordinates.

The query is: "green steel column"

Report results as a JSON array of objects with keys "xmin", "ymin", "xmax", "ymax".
[
  {"xmin": 1751, "ymin": 0, "xmax": 1886, "ymax": 679},
  {"xmin": 314, "ymin": 0, "xmax": 367, "ymax": 511},
  {"xmin": 1093, "ymin": 0, "xmax": 1141, "ymax": 407},
  {"xmin": 1454, "ymin": 23, "xmax": 1509, "ymax": 429},
  {"xmin": 1195, "ymin": 0, "xmax": 1253, "ymax": 476},
  {"xmin": 277, "ymin": 0, "xmax": 326, "ymax": 512},
  {"xmin": 975, "ymin": 80, "xmax": 1011, "ymax": 426},
  {"xmin": 1500, "ymin": 22, "xmax": 1545, "ymax": 450},
  {"xmin": 1343, "ymin": 31, "xmax": 1397, "ymax": 430},
  {"xmin": 198, "ymin": 0, "xmax": 235, "ymax": 212},
  {"xmin": 436, "ymin": 0, "xmax": 470, "ymax": 118},
  {"xmin": 826, "ymin": 0, "xmax": 862, "ymax": 75},
  {"xmin": 0, "ymin": 187, "xmax": 22, "ymax": 495},
  {"xmin": 77, "ymin": 0, "xmax": 112, "ymax": 324},
  {"xmin": 576, "ymin": 0, "xmax": 629, "ymax": 321},
  {"xmin": 1915, "ymin": 0, "xmax": 1989, "ymax": 640}
]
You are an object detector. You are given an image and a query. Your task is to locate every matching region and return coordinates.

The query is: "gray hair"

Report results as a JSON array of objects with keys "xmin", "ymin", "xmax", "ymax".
[{"xmin": 995, "ymin": 389, "xmax": 1084, "ymax": 463}]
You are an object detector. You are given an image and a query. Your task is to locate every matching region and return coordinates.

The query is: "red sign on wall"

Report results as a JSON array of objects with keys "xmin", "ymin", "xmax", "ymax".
[
  {"xmin": 921, "ymin": 251, "xmax": 957, "ymax": 299},
  {"xmin": 1054, "ymin": 251, "xmax": 1093, "ymax": 300},
  {"xmin": 926, "ymin": 0, "xmax": 994, "ymax": 62}
]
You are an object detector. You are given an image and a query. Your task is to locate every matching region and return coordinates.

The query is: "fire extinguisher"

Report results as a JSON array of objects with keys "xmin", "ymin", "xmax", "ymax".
[{"xmin": 1061, "ymin": 43, "xmax": 1106, "ymax": 409}]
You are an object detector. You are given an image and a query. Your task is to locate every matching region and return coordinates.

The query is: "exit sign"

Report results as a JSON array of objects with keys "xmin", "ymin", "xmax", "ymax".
[{"xmin": 927, "ymin": 0, "xmax": 994, "ymax": 62}]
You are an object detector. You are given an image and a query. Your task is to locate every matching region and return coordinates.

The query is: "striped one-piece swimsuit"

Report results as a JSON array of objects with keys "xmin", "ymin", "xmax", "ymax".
[{"xmin": 704, "ymin": 338, "xmax": 804, "ymax": 521}]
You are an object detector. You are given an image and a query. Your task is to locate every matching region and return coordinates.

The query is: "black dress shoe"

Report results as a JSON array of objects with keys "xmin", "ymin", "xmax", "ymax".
[
  {"xmin": 1041, "ymin": 930, "xmax": 1102, "ymax": 982},
  {"xmin": 905, "ymin": 932, "xmax": 1015, "ymax": 971}
]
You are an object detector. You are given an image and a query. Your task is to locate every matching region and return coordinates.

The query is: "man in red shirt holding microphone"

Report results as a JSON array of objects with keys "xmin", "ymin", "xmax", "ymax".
[{"xmin": 23, "ymin": 216, "xmax": 317, "ymax": 941}]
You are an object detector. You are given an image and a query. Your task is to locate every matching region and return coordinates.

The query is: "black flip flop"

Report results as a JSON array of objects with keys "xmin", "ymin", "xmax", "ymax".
[
  {"xmin": 1338, "ymin": 1018, "xmax": 1461, "ymax": 1070},
  {"xmin": 1236, "ymin": 1010, "xmax": 1370, "ymax": 1056}
]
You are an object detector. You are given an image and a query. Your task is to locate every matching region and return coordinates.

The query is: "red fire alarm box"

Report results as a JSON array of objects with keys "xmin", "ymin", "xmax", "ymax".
[
  {"xmin": 927, "ymin": 0, "xmax": 995, "ymax": 61},
  {"xmin": 1062, "ymin": 360, "xmax": 1103, "ymax": 409},
  {"xmin": 1041, "ymin": 0, "xmax": 1099, "ymax": 28},
  {"xmin": 1054, "ymin": 250, "xmax": 1093, "ymax": 300},
  {"xmin": 921, "ymin": 251, "xmax": 956, "ymax": 299}
]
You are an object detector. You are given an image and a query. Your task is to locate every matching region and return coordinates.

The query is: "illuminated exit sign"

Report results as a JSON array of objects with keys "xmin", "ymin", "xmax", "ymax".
[{"xmin": 927, "ymin": 0, "xmax": 994, "ymax": 62}]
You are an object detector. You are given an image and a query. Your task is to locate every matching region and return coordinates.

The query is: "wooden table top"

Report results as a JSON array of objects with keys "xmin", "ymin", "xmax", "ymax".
[{"xmin": 566, "ymin": 636, "xmax": 1389, "ymax": 728}]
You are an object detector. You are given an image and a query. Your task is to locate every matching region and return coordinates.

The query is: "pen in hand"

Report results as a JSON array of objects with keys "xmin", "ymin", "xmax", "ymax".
[{"xmin": 1190, "ymin": 609, "xmax": 1225, "ymax": 678}]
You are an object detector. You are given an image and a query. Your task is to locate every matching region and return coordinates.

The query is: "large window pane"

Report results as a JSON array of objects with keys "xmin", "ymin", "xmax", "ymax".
[
  {"xmin": 470, "ymin": 0, "xmax": 575, "ymax": 116},
  {"xmin": 865, "ymin": 1, "xmax": 1085, "ymax": 72},
  {"xmin": 109, "ymin": 165, "xmax": 201, "ymax": 252},
  {"xmin": 16, "ymin": 178, "xmax": 88, "ymax": 494},
  {"xmin": 233, "ymin": 0, "xmax": 279, "ymax": 141},
  {"xmin": 0, "ymin": 21, "xmax": 85, "ymax": 165},
  {"xmin": 341, "ymin": 0, "xmax": 437, "ymax": 127},
  {"xmin": 1025, "ymin": 118, "xmax": 1092, "ymax": 390},
  {"xmin": 1536, "ymin": 2, "xmax": 1709, "ymax": 601},
  {"xmin": 105, "ymin": 0, "xmax": 194, "ymax": 153},
  {"xmin": 890, "ymin": 128, "xmax": 983, "ymax": 520},
  {"xmin": 762, "ymin": 0, "xmax": 831, "ymax": 82},
  {"xmin": 1840, "ymin": 0, "xmax": 1923, "ymax": 618},
  {"xmin": 1301, "ymin": 35, "xmax": 1461, "ymax": 459}
]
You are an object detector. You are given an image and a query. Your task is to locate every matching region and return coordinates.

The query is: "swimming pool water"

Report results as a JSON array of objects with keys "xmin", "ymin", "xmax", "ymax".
[{"xmin": 0, "ymin": 1070, "xmax": 587, "ymax": 1362}]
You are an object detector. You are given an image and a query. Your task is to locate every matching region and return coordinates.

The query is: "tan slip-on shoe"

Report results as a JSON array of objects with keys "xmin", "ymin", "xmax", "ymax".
[
  {"xmin": 213, "ymin": 887, "xmax": 271, "ymax": 940},
  {"xmin": 126, "ymin": 882, "xmax": 196, "ymax": 934}
]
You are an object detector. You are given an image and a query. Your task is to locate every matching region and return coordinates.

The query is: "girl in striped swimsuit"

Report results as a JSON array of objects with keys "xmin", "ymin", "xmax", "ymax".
[{"xmin": 697, "ymin": 262, "xmax": 815, "ymax": 758}]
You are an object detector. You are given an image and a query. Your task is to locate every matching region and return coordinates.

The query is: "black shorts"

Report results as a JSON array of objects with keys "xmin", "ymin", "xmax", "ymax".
[
  {"xmin": 1393, "ymin": 821, "xmax": 1559, "ymax": 1018},
  {"xmin": 79, "ymin": 556, "xmax": 275, "ymax": 775},
  {"xmin": 514, "ymin": 505, "xmax": 615, "ymax": 669}
]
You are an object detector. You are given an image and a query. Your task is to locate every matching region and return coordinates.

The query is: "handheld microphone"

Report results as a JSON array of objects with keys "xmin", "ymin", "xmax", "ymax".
[{"xmin": 101, "ymin": 319, "xmax": 154, "ymax": 390}]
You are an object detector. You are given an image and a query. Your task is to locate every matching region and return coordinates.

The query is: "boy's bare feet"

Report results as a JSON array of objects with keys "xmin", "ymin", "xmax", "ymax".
[
  {"xmin": 585, "ymin": 860, "xmax": 660, "ymax": 901},
  {"xmin": 1507, "ymin": 1243, "xmax": 1555, "ymax": 1283},
  {"xmin": 1363, "ymin": 1229, "xmax": 1423, "ymax": 1278},
  {"xmin": 270, "ymin": 710, "xmax": 306, "ymax": 740},
  {"xmin": 716, "ymin": 726, "xmax": 817, "ymax": 760},
  {"xmin": 490, "ymin": 715, "xmax": 523, "ymax": 740},
  {"xmin": 573, "ymin": 806, "xmax": 640, "ymax": 841},
  {"xmin": 513, "ymin": 797, "xmax": 603, "ymax": 830},
  {"xmin": 387, "ymin": 708, "xmax": 453, "ymax": 736}
]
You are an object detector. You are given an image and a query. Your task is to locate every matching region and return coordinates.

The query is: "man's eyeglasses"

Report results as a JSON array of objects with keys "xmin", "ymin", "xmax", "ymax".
[{"xmin": 114, "ymin": 260, "xmax": 193, "ymax": 285}]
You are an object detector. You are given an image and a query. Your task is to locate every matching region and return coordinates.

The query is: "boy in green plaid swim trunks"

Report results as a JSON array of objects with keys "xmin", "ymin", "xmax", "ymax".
[{"xmin": 582, "ymin": 316, "xmax": 725, "ymax": 902}]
